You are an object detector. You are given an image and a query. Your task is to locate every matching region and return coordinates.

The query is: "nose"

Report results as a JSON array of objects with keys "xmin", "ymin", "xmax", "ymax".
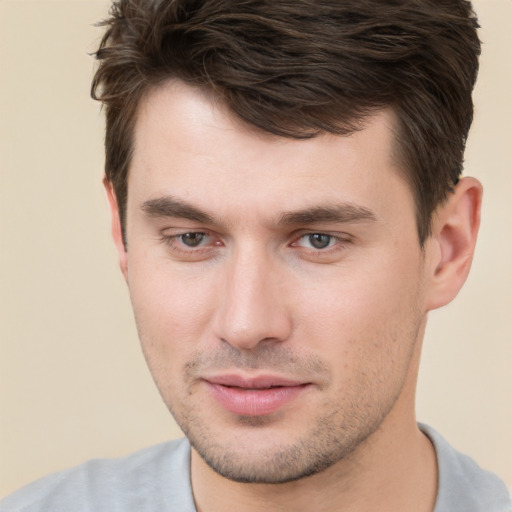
[{"xmin": 213, "ymin": 246, "xmax": 293, "ymax": 351}]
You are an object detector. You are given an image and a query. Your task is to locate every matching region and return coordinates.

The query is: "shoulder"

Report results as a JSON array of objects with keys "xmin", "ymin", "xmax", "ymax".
[
  {"xmin": 420, "ymin": 424, "xmax": 511, "ymax": 512},
  {"xmin": 0, "ymin": 438, "xmax": 196, "ymax": 512}
]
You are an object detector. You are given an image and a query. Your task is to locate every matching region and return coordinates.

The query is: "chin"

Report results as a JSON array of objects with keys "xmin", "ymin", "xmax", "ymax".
[{"xmin": 185, "ymin": 413, "xmax": 379, "ymax": 485}]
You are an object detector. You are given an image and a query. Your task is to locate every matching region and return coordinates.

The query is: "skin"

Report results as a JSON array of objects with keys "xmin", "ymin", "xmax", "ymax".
[{"xmin": 106, "ymin": 81, "xmax": 482, "ymax": 512}]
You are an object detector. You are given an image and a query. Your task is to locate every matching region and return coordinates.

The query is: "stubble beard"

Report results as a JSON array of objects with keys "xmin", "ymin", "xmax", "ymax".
[
  {"xmin": 184, "ymin": 409, "xmax": 391, "ymax": 484},
  {"xmin": 146, "ymin": 316, "xmax": 423, "ymax": 485},
  {"xmin": 167, "ymin": 374, "xmax": 403, "ymax": 484}
]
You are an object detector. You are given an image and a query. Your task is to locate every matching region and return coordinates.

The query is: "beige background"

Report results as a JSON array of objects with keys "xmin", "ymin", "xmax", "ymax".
[{"xmin": 1, "ymin": 0, "xmax": 511, "ymax": 498}]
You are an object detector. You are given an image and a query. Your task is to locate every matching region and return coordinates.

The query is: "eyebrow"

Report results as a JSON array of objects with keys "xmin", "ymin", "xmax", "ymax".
[
  {"xmin": 278, "ymin": 204, "xmax": 377, "ymax": 225},
  {"xmin": 141, "ymin": 195, "xmax": 377, "ymax": 226},
  {"xmin": 141, "ymin": 196, "xmax": 214, "ymax": 224}
]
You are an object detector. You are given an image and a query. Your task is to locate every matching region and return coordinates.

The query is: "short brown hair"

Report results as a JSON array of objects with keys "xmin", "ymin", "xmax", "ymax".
[{"xmin": 91, "ymin": 0, "xmax": 480, "ymax": 244}]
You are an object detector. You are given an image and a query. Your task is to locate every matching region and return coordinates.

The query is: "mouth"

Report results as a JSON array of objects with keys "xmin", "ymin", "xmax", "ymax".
[{"xmin": 203, "ymin": 374, "xmax": 312, "ymax": 416}]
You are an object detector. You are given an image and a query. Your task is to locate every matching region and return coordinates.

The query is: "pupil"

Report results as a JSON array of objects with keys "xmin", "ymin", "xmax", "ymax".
[
  {"xmin": 309, "ymin": 234, "xmax": 330, "ymax": 249},
  {"xmin": 181, "ymin": 233, "xmax": 204, "ymax": 247}
]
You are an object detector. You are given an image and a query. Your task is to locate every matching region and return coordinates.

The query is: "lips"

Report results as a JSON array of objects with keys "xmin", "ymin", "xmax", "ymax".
[{"xmin": 203, "ymin": 374, "xmax": 310, "ymax": 416}]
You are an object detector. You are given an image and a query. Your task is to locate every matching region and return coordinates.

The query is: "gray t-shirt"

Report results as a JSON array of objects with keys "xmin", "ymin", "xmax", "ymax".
[{"xmin": 1, "ymin": 425, "xmax": 510, "ymax": 511}]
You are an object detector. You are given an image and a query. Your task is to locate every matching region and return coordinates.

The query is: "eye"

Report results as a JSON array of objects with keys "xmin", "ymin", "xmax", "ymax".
[
  {"xmin": 297, "ymin": 233, "xmax": 338, "ymax": 250},
  {"xmin": 159, "ymin": 229, "xmax": 225, "ymax": 262},
  {"xmin": 179, "ymin": 232, "xmax": 209, "ymax": 247}
]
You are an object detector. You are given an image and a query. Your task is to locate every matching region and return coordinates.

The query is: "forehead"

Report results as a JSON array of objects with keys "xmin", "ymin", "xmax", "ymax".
[{"xmin": 129, "ymin": 81, "xmax": 413, "ymax": 223}]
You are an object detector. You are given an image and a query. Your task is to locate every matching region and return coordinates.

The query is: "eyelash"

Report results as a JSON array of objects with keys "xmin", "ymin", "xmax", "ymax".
[
  {"xmin": 159, "ymin": 230, "xmax": 352, "ymax": 260},
  {"xmin": 160, "ymin": 232, "xmax": 218, "ymax": 256},
  {"xmin": 292, "ymin": 233, "xmax": 346, "ymax": 250}
]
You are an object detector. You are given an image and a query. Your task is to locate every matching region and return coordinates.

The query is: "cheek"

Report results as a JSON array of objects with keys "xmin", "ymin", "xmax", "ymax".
[
  {"xmin": 295, "ymin": 250, "xmax": 424, "ymax": 375},
  {"xmin": 127, "ymin": 258, "xmax": 218, "ymax": 373}
]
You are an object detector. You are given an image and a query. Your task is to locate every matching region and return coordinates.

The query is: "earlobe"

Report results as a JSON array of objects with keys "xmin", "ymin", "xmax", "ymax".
[
  {"xmin": 103, "ymin": 177, "xmax": 129, "ymax": 281},
  {"xmin": 425, "ymin": 177, "xmax": 482, "ymax": 311}
]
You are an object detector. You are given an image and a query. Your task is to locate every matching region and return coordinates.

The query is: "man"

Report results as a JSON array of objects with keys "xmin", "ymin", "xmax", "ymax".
[{"xmin": 1, "ymin": 0, "xmax": 510, "ymax": 511}]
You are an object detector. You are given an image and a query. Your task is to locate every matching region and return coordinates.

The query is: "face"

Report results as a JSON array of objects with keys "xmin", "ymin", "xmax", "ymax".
[{"xmin": 116, "ymin": 81, "xmax": 432, "ymax": 483}]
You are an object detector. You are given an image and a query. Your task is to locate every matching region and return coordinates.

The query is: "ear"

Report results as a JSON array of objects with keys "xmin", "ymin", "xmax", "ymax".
[
  {"xmin": 425, "ymin": 177, "xmax": 482, "ymax": 311},
  {"xmin": 103, "ymin": 177, "xmax": 128, "ymax": 281}
]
